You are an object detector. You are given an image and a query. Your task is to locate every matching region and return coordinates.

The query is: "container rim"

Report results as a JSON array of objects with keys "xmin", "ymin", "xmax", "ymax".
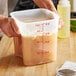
[{"xmin": 10, "ymin": 8, "xmax": 59, "ymax": 24}]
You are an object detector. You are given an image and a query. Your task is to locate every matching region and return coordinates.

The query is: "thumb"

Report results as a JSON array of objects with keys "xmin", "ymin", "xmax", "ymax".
[{"xmin": 9, "ymin": 17, "xmax": 21, "ymax": 36}]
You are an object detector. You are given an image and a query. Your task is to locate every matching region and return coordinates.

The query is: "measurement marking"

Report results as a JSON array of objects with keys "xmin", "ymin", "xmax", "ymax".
[
  {"xmin": 35, "ymin": 22, "xmax": 51, "ymax": 55},
  {"xmin": 44, "ymin": 22, "xmax": 50, "ymax": 25},
  {"xmin": 35, "ymin": 24, "xmax": 40, "ymax": 26},
  {"xmin": 42, "ymin": 22, "xmax": 44, "ymax": 55},
  {"xmin": 37, "ymin": 30, "xmax": 43, "ymax": 32},
  {"xmin": 37, "ymin": 51, "xmax": 49, "ymax": 54},
  {"xmin": 45, "ymin": 41, "xmax": 50, "ymax": 43},
  {"xmin": 45, "ymin": 32, "xmax": 50, "ymax": 35},
  {"xmin": 35, "ymin": 22, "xmax": 50, "ymax": 27},
  {"xmin": 36, "ymin": 41, "xmax": 50, "ymax": 43}
]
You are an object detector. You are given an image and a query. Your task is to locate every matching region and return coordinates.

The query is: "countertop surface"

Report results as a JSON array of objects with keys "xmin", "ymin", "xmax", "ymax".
[{"xmin": 0, "ymin": 32, "xmax": 76, "ymax": 76}]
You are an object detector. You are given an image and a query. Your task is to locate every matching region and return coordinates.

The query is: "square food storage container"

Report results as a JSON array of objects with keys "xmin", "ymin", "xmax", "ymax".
[{"xmin": 10, "ymin": 9, "xmax": 59, "ymax": 66}]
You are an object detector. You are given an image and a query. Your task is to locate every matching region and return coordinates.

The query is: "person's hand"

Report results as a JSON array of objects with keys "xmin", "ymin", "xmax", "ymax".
[
  {"xmin": 0, "ymin": 15, "xmax": 20, "ymax": 37},
  {"xmin": 33, "ymin": 0, "xmax": 64, "ymax": 28},
  {"xmin": 33, "ymin": 0, "xmax": 57, "ymax": 13}
]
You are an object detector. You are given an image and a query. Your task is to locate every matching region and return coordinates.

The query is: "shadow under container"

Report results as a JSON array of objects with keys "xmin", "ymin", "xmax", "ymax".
[{"xmin": 10, "ymin": 9, "xmax": 59, "ymax": 66}]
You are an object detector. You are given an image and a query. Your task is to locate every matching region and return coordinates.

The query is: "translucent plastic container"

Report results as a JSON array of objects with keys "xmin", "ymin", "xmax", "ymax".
[{"xmin": 10, "ymin": 9, "xmax": 59, "ymax": 66}]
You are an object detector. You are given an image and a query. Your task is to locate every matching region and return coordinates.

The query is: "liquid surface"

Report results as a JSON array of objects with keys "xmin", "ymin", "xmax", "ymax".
[{"xmin": 18, "ymin": 15, "xmax": 53, "ymax": 23}]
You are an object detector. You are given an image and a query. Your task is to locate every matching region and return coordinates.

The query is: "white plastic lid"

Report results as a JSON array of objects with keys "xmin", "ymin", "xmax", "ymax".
[{"xmin": 59, "ymin": 0, "xmax": 70, "ymax": 6}]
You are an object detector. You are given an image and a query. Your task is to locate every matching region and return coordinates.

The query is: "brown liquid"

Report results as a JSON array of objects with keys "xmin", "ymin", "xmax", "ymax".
[{"xmin": 22, "ymin": 33, "xmax": 57, "ymax": 65}]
